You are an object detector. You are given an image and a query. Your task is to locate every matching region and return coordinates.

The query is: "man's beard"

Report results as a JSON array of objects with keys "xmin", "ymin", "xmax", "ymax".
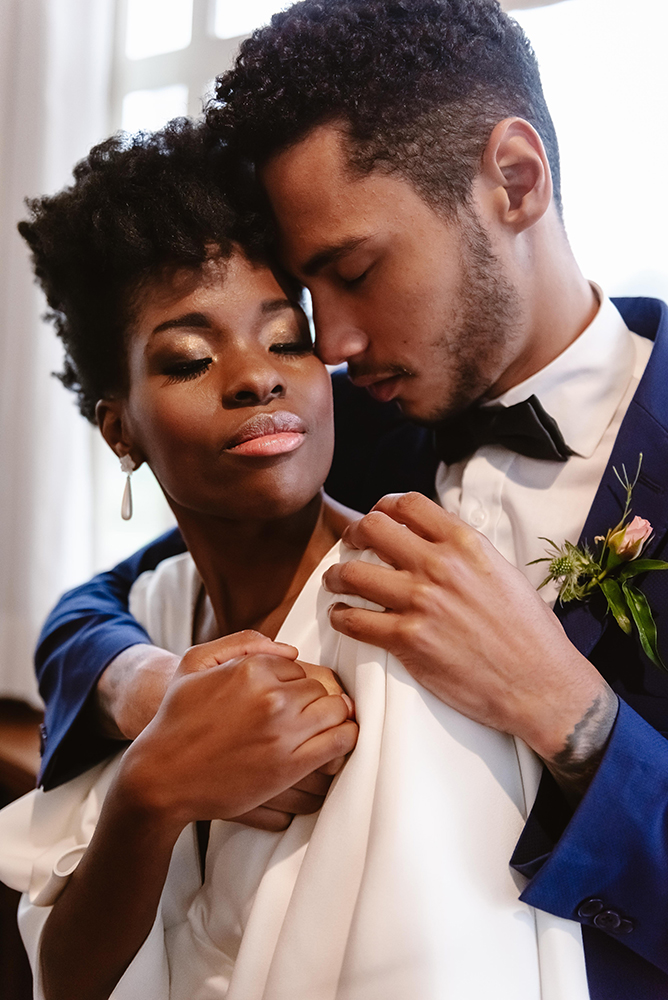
[{"xmin": 420, "ymin": 207, "xmax": 523, "ymax": 426}]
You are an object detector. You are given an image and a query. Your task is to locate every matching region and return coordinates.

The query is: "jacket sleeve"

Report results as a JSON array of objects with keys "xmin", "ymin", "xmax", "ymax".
[
  {"xmin": 512, "ymin": 697, "xmax": 668, "ymax": 978},
  {"xmin": 35, "ymin": 528, "xmax": 186, "ymax": 790}
]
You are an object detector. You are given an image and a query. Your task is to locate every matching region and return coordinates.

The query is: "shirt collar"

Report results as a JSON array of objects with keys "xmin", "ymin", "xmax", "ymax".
[{"xmin": 494, "ymin": 287, "xmax": 636, "ymax": 459}]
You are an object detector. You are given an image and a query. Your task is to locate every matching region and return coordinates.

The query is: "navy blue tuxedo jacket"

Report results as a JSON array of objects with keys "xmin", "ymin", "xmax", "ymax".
[{"xmin": 35, "ymin": 297, "xmax": 668, "ymax": 998}]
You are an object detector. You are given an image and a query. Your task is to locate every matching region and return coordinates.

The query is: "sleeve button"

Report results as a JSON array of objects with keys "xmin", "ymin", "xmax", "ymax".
[
  {"xmin": 593, "ymin": 910, "xmax": 621, "ymax": 931},
  {"xmin": 577, "ymin": 898, "xmax": 604, "ymax": 918},
  {"xmin": 617, "ymin": 918, "xmax": 635, "ymax": 934}
]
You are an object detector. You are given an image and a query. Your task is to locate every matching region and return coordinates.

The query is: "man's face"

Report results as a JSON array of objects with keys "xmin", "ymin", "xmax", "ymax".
[{"xmin": 262, "ymin": 125, "xmax": 524, "ymax": 424}]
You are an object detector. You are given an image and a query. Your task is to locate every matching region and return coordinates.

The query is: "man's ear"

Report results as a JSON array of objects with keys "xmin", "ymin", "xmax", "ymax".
[
  {"xmin": 479, "ymin": 117, "xmax": 553, "ymax": 232},
  {"xmin": 95, "ymin": 399, "xmax": 144, "ymax": 468}
]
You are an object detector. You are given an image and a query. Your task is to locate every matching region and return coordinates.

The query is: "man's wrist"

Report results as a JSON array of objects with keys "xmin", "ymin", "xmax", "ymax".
[
  {"xmin": 539, "ymin": 684, "xmax": 619, "ymax": 807},
  {"xmin": 95, "ymin": 644, "xmax": 180, "ymax": 741}
]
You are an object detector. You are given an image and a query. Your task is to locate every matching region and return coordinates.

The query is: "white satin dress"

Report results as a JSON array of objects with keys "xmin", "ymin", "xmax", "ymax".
[{"xmin": 0, "ymin": 543, "xmax": 590, "ymax": 999}]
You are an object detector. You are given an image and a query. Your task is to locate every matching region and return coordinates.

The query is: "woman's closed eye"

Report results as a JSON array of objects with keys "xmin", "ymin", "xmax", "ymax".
[
  {"xmin": 270, "ymin": 339, "xmax": 314, "ymax": 356},
  {"xmin": 162, "ymin": 357, "xmax": 213, "ymax": 384}
]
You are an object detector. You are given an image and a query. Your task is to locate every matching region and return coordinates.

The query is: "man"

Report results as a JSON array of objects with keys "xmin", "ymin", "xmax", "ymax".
[{"xmin": 35, "ymin": 1, "xmax": 668, "ymax": 996}]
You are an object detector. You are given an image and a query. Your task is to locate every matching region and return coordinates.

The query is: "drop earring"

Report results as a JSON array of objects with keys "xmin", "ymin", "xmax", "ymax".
[{"xmin": 119, "ymin": 454, "xmax": 136, "ymax": 520}]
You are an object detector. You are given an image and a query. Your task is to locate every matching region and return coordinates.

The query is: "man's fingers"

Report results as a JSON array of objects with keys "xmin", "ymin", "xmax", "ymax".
[
  {"xmin": 323, "ymin": 558, "xmax": 410, "ymax": 609},
  {"xmin": 329, "ymin": 603, "xmax": 400, "ymax": 651},
  {"xmin": 371, "ymin": 492, "xmax": 455, "ymax": 541},
  {"xmin": 339, "ymin": 508, "xmax": 433, "ymax": 571}
]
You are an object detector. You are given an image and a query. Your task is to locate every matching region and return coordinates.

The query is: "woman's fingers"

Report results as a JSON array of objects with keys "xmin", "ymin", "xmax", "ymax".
[
  {"xmin": 295, "ymin": 720, "xmax": 359, "ymax": 775},
  {"xmin": 177, "ymin": 630, "xmax": 298, "ymax": 676}
]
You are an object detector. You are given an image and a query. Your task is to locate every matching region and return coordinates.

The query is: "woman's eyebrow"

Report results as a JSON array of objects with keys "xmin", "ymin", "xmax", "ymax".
[
  {"xmin": 151, "ymin": 312, "xmax": 210, "ymax": 336},
  {"xmin": 260, "ymin": 297, "xmax": 294, "ymax": 316}
]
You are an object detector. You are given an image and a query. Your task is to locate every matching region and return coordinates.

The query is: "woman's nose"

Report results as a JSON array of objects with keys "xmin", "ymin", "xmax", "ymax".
[
  {"xmin": 232, "ymin": 381, "xmax": 285, "ymax": 406},
  {"xmin": 223, "ymin": 353, "xmax": 287, "ymax": 406}
]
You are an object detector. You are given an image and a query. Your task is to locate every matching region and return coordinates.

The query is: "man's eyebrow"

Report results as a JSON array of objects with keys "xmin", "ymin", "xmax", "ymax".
[
  {"xmin": 151, "ymin": 312, "xmax": 210, "ymax": 336},
  {"xmin": 301, "ymin": 236, "xmax": 371, "ymax": 277}
]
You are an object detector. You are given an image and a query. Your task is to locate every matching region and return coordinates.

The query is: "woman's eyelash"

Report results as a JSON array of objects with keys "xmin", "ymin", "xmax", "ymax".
[
  {"xmin": 270, "ymin": 341, "xmax": 314, "ymax": 355},
  {"xmin": 163, "ymin": 358, "xmax": 213, "ymax": 384}
]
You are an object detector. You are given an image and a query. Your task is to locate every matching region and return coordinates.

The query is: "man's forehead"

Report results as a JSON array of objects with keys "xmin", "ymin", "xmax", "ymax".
[
  {"xmin": 262, "ymin": 125, "xmax": 358, "ymax": 223},
  {"xmin": 260, "ymin": 124, "xmax": 434, "ymax": 267}
]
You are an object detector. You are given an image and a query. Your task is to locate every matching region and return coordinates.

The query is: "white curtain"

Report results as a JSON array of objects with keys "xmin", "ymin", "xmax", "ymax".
[{"xmin": 0, "ymin": 0, "xmax": 115, "ymax": 704}]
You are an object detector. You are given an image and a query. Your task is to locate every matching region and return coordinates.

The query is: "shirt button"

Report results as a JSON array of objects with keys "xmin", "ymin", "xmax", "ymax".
[{"xmin": 469, "ymin": 508, "xmax": 486, "ymax": 528}]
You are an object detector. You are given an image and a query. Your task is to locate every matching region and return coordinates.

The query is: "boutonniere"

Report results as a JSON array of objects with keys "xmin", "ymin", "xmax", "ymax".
[{"xmin": 531, "ymin": 455, "xmax": 668, "ymax": 670}]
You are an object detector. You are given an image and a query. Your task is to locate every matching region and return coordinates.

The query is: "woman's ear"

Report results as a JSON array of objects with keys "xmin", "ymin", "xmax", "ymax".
[
  {"xmin": 479, "ymin": 117, "xmax": 553, "ymax": 232},
  {"xmin": 95, "ymin": 399, "xmax": 144, "ymax": 468}
]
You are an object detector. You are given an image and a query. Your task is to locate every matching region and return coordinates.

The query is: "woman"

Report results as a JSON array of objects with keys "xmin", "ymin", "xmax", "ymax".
[{"xmin": 0, "ymin": 121, "xmax": 589, "ymax": 1000}]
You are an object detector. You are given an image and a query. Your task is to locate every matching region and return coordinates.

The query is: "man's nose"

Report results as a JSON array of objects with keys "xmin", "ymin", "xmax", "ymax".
[{"xmin": 312, "ymin": 301, "xmax": 369, "ymax": 367}]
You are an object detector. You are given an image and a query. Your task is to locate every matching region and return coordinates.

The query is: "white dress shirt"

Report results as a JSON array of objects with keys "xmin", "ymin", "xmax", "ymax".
[{"xmin": 436, "ymin": 290, "xmax": 653, "ymax": 607}]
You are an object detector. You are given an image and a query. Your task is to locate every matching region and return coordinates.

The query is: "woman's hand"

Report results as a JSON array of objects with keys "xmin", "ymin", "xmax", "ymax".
[{"xmin": 119, "ymin": 636, "xmax": 358, "ymax": 830}]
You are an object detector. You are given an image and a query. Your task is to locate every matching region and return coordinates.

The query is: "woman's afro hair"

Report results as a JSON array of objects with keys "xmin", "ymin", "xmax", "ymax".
[
  {"xmin": 19, "ymin": 118, "xmax": 272, "ymax": 422},
  {"xmin": 208, "ymin": 0, "xmax": 561, "ymax": 214}
]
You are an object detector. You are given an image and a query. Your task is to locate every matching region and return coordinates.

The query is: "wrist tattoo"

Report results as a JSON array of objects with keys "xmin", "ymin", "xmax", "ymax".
[{"xmin": 544, "ymin": 686, "xmax": 619, "ymax": 807}]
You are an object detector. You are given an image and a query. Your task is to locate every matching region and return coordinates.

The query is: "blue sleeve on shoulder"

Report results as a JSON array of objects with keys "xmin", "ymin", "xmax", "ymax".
[{"xmin": 36, "ymin": 527, "xmax": 186, "ymax": 789}]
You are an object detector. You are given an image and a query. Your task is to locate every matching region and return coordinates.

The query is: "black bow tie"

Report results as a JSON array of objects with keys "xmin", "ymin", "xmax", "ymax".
[{"xmin": 434, "ymin": 394, "xmax": 575, "ymax": 465}]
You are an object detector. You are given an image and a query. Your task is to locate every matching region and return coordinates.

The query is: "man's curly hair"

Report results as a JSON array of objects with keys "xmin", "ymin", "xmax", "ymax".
[
  {"xmin": 19, "ymin": 119, "xmax": 273, "ymax": 423},
  {"xmin": 208, "ymin": 0, "xmax": 562, "ymax": 215}
]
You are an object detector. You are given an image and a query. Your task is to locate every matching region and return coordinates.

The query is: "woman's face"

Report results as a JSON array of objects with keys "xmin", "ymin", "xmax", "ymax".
[{"xmin": 113, "ymin": 252, "xmax": 334, "ymax": 522}]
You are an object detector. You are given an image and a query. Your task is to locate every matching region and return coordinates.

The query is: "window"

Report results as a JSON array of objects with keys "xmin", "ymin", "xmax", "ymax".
[{"xmin": 96, "ymin": 0, "xmax": 289, "ymax": 570}]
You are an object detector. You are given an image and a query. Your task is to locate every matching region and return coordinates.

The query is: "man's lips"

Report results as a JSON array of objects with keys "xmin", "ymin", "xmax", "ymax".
[
  {"xmin": 350, "ymin": 372, "xmax": 406, "ymax": 404},
  {"xmin": 223, "ymin": 411, "xmax": 307, "ymax": 457}
]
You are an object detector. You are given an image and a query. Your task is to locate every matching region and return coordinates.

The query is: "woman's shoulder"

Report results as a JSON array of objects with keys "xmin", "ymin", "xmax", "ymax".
[{"xmin": 129, "ymin": 552, "xmax": 201, "ymax": 655}]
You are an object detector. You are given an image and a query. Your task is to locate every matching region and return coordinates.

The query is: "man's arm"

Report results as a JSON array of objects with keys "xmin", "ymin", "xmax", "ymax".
[
  {"xmin": 36, "ymin": 529, "xmax": 186, "ymax": 789},
  {"xmin": 323, "ymin": 491, "xmax": 668, "ymax": 979},
  {"xmin": 324, "ymin": 492, "xmax": 615, "ymax": 796}
]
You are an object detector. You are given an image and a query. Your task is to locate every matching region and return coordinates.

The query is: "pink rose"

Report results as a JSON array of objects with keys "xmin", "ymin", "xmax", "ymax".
[{"xmin": 609, "ymin": 515, "xmax": 653, "ymax": 561}]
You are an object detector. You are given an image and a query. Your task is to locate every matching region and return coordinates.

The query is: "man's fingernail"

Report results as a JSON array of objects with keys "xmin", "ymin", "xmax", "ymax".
[{"xmin": 341, "ymin": 693, "xmax": 354, "ymax": 715}]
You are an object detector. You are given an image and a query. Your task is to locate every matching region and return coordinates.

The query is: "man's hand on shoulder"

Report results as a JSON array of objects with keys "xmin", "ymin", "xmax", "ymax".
[{"xmin": 324, "ymin": 491, "xmax": 618, "ymax": 803}]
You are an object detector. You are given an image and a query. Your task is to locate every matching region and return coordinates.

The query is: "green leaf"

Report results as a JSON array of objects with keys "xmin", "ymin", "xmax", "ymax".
[
  {"xmin": 621, "ymin": 582, "xmax": 668, "ymax": 672},
  {"xmin": 599, "ymin": 578, "xmax": 632, "ymax": 634},
  {"xmin": 617, "ymin": 559, "xmax": 668, "ymax": 581}
]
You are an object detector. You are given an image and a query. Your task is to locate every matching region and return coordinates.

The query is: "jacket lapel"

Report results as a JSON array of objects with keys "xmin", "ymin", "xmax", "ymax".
[{"xmin": 554, "ymin": 298, "xmax": 668, "ymax": 657}]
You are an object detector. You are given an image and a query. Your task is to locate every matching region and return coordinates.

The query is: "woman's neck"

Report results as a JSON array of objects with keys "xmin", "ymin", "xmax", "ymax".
[{"xmin": 171, "ymin": 492, "xmax": 357, "ymax": 640}]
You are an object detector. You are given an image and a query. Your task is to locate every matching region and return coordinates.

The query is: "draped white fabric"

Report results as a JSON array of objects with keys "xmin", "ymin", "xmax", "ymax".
[
  {"xmin": 0, "ymin": 545, "xmax": 590, "ymax": 999},
  {"xmin": 0, "ymin": 0, "xmax": 114, "ymax": 703}
]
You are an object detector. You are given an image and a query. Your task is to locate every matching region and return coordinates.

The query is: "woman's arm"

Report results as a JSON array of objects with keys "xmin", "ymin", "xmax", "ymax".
[{"xmin": 40, "ymin": 636, "xmax": 357, "ymax": 1000}]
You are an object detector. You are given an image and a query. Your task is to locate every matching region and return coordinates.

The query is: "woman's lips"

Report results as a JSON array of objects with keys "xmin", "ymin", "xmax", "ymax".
[{"xmin": 224, "ymin": 411, "xmax": 307, "ymax": 457}]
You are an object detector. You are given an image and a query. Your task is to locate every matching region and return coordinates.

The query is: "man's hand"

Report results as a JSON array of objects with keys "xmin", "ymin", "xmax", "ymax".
[
  {"xmin": 323, "ymin": 492, "xmax": 617, "ymax": 800},
  {"xmin": 96, "ymin": 634, "xmax": 353, "ymax": 829},
  {"xmin": 121, "ymin": 639, "xmax": 358, "ymax": 828}
]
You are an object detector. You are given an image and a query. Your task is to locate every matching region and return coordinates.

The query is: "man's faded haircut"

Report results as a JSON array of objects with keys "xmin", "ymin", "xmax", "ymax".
[{"xmin": 207, "ymin": 0, "xmax": 562, "ymax": 216}]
